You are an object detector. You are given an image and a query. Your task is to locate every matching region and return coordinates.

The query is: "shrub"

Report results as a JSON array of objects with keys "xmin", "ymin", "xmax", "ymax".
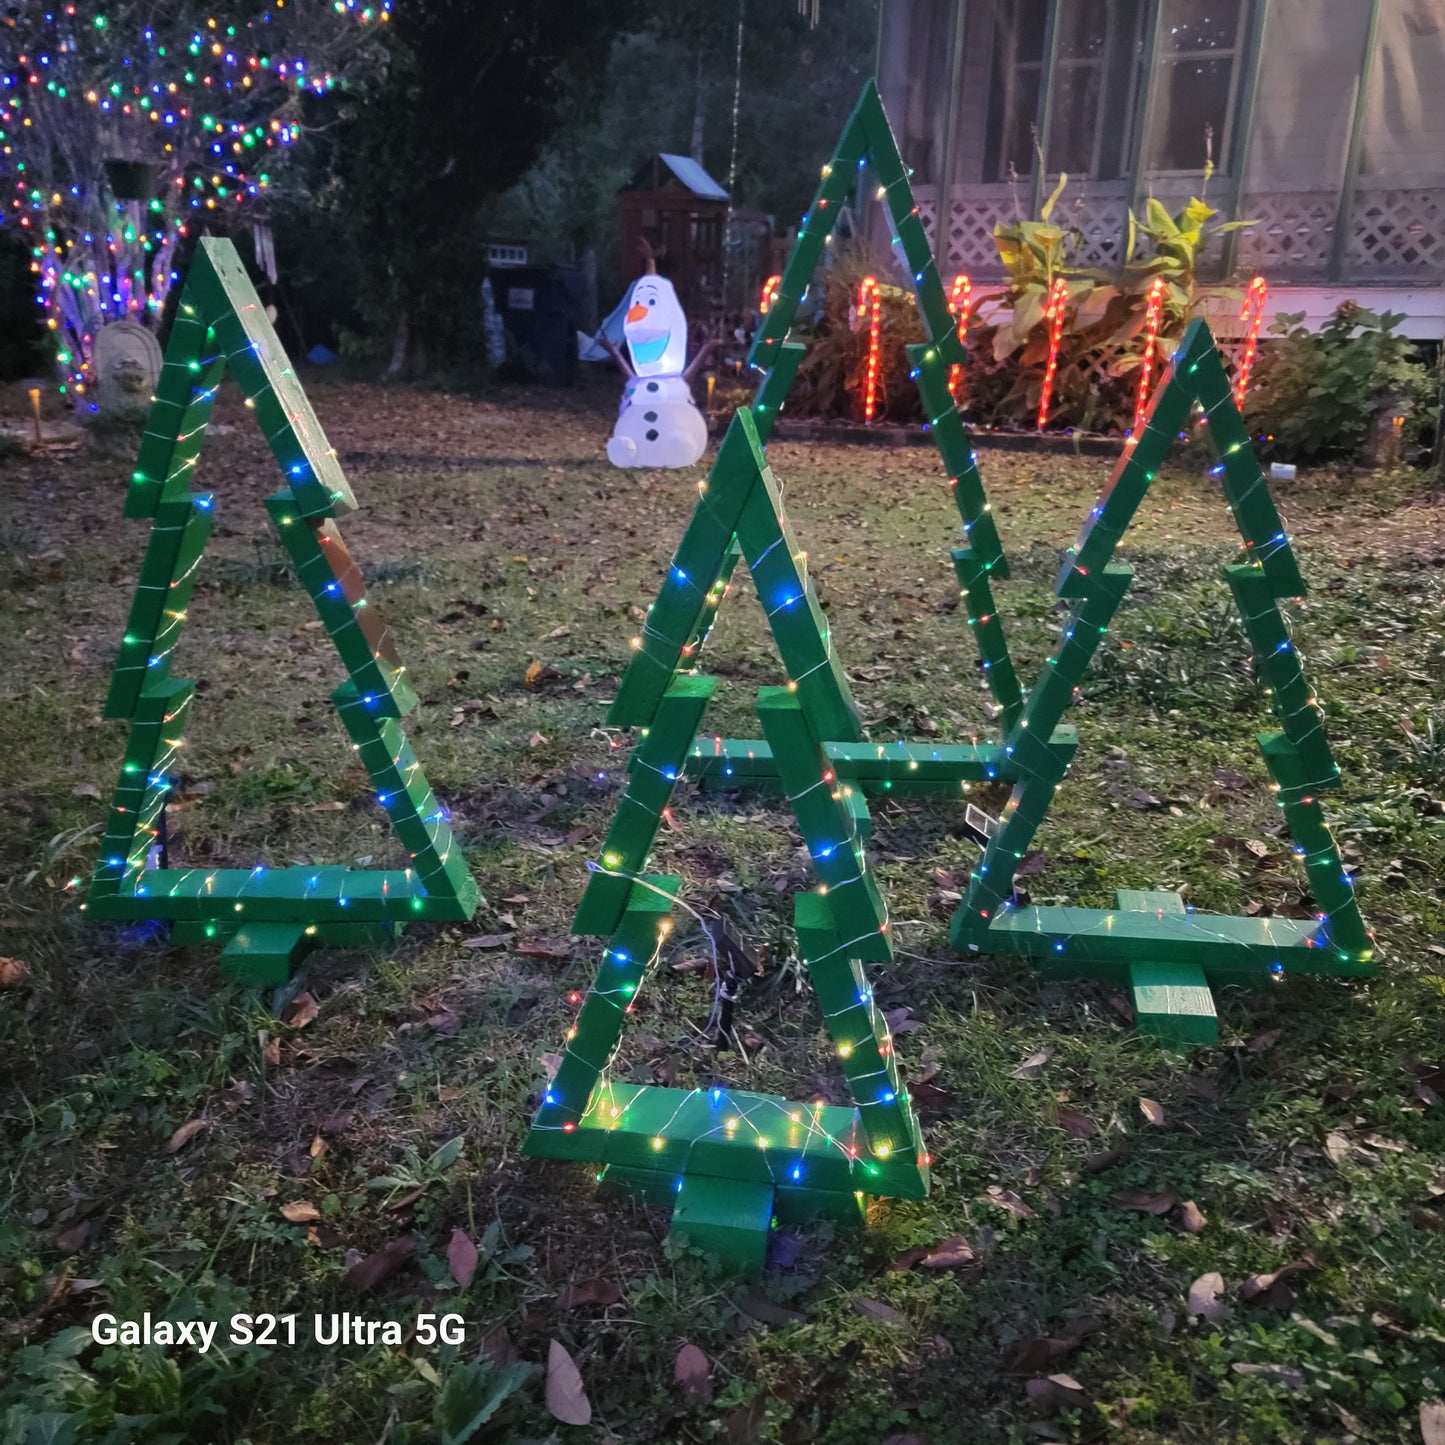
[{"xmin": 1244, "ymin": 303, "xmax": 1435, "ymax": 463}]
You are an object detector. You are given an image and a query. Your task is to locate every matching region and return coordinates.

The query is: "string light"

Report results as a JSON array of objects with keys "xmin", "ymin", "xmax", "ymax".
[
  {"xmin": 1, "ymin": 5, "xmax": 390, "ymax": 402},
  {"xmin": 1131, "ymin": 277, "xmax": 1168, "ymax": 435},
  {"xmin": 1037, "ymin": 276, "xmax": 1069, "ymax": 431},
  {"xmin": 1233, "ymin": 276, "xmax": 1268, "ymax": 411},
  {"xmin": 857, "ymin": 275, "xmax": 881, "ymax": 423},
  {"xmin": 759, "ymin": 274, "xmax": 781, "ymax": 315}
]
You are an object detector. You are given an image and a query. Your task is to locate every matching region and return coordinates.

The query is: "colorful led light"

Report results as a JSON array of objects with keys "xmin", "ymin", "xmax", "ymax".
[
  {"xmin": 946, "ymin": 273, "xmax": 971, "ymax": 398},
  {"xmin": 857, "ymin": 275, "xmax": 882, "ymax": 423}
]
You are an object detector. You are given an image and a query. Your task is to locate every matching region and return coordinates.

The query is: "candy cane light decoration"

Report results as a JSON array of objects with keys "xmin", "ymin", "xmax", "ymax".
[
  {"xmin": 947, "ymin": 273, "xmax": 972, "ymax": 398},
  {"xmin": 1233, "ymin": 276, "xmax": 1268, "ymax": 411},
  {"xmin": 1037, "ymin": 276, "xmax": 1069, "ymax": 431},
  {"xmin": 857, "ymin": 275, "xmax": 882, "ymax": 423},
  {"xmin": 760, "ymin": 274, "xmax": 782, "ymax": 315},
  {"xmin": 1132, "ymin": 276, "xmax": 1168, "ymax": 436}
]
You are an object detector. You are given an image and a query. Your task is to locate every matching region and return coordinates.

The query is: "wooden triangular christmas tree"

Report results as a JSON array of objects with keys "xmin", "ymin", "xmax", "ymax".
[
  {"xmin": 524, "ymin": 410, "xmax": 928, "ymax": 1272},
  {"xmin": 949, "ymin": 318, "xmax": 1375, "ymax": 1044},
  {"xmin": 655, "ymin": 79, "xmax": 1025, "ymax": 795},
  {"xmin": 86, "ymin": 238, "xmax": 479, "ymax": 985}
]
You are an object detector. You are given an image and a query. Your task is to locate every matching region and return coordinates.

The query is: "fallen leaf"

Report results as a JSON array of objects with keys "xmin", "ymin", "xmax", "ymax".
[
  {"xmin": 1057, "ymin": 1107, "xmax": 1097, "ymax": 1139},
  {"xmin": 1248, "ymin": 1030, "xmax": 1280, "ymax": 1052},
  {"xmin": 448, "ymin": 1227, "xmax": 479, "ymax": 1288},
  {"xmin": 1415, "ymin": 1208, "xmax": 1444, "ymax": 1231},
  {"xmin": 674, "ymin": 1342, "xmax": 712, "ymax": 1405},
  {"xmin": 1010, "ymin": 1047, "xmax": 1053, "ymax": 1079},
  {"xmin": 283, "ymin": 992, "xmax": 320, "ymax": 1029},
  {"xmin": 851, "ymin": 1297, "xmax": 908, "ymax": 1328},
  {"xmin": 263, "ymin": 1037, "xmax": 281, "ymax": 1066},
  {"xmin": 1026, "ymin": 1373, "xmax": 1088, "ymax": 1412},
  {"xmin": 280, "ymin": 1200, "xmax": 321, "ymax": 1223},
  {"xmin": 54, "ymin": 1221, "xmax": 93, "ymax": 1254},
  {"xmin": 166, "ymin": 1118, "xmax": 208, "ymax": 1153},
  {"xmin": 1084, "ymin": 1147, "xmax": 1125, "ymax": 1173},
  {"xmin": 1108, "ymin": 1188, "xmax": 1177, "ymax": 1214},
  {"xmin": 1139, "ymin": 1097, "xmax": 1165, "ymax": 1127},
  {"xmin": 556, "ymin": 1278, "xmax": 621, "ymax": 1310},
  {"xmin": 343, "ymin": 1236, "xmax": 414, "ymax": 1293},
  {"xmin": 461, "ymin": 934, "xmax": 511, "ymax": 949},
  {"xmin": 72, "ymin": 782, "xmax": 102, "ymax": 799},
  {"xmin": 734, "ymin": 1289, "xmax": 804, "ymax": 1327},
  {"xmin": 1187, "ymin": 1272, "xmax": 1227, "ymax": 1321},
  {"xmin": 1324, "ymin": 1131, "xmax": 1352, "ymax": 1165},
  {"xmin": 1179, "ymin": 1200, "xmax": 1208, "ymax": 1234},
  {"xmin": 524, "ymin": 659, "xmax": 543, "ymax": 688},
  {"xmin": 544, "ymin": 625, "xmax": 572, "ymax": 641},
  {"xmin": 528, "ymin": 731, "xmax": 548, "ymax": 748},
  {"xmin": 920, "ymin": 1235, "xmax": 975, "ymax": 1269},
  {"xmin": 1241, "ymin": 1251, "xmax": 1317, "ymax": 1308},
  {"xmin": 0, "ymin": 956, "xmax": 32, "ymax": 989},
  {"xmin": 883, "ymin": 1006, "xmax": 925, "ymax": 1035},
  {"xmin": 1420, "ymin": 1399, "xmax": 1445, "ymax": 1445},
  {"xmin": 545, "ymin": 1339, "xmax": 591, "ymax": 1426},
  {"xmin": 516, "ymin": 939, "xmax": 573, "ymax": 960},
  {"xmin": 984, "ymin": 1187, "xmax": 1035, "ymax": 1220}
]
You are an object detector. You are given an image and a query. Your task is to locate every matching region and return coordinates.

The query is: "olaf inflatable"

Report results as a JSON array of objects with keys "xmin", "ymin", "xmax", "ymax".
[{"xmin": 598, "ymin": 260, "xmax": 710, "ymax": 469}]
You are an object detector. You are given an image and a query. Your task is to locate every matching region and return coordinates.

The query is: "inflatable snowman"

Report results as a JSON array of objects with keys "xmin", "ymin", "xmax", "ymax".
[{"xmin": 604, "ymin": 272, "xmax": 708, "ymax": 469}]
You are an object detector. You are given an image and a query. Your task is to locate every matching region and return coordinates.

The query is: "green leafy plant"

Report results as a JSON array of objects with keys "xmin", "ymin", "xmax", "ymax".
[{"xmin": 1244, "ymin": 303, "xmax": 1435, "ymax": 462}]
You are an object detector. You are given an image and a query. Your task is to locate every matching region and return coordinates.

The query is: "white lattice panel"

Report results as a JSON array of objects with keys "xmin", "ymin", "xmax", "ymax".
[
  {"xmin": 1346, "ymin": 188, "xmax": 1445, "ymax": 277},
  {"xmin": 1236, "ymin": 192, "xmax": 1337, "ymax": 274},
  {"xmin": 1069, "ymin": 195, "xmax": 1131, "ymax": 270},
  {"xmin": 945, "ymin": 188, "xmax": 1018, "ymax": 274}
]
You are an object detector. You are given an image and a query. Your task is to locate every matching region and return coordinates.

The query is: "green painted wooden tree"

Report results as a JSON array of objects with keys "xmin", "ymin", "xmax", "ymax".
[
  {"xmin": 524, "ymin": 409, "xmax": 928, "ymax": 1272},
  {"xmin": 667, "ymin": 79, "xmax": 1024, "ymax": 797},
  {"xmin": 86, "ymin": 238, "xmax": 479, "ymax": 985},
  {"xmin": 949, "ymin": 318, "xmax": 1375, "ymax": 1044}
]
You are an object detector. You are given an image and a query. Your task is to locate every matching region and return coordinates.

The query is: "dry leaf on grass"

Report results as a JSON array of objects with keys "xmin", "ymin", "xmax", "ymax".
[
  {"xmin": 674, "ymin": 1343, "xmax": 712, "ymax": 1405},
  {"xmin": 1179, "ymin": 1200, "xmax": 1208, "ymax": 1234},
  {"xmin": 166, "ymin": 1119, "xmax": 208, "ymax": 1153},
  {"xmin": 1010, "ymin": 1047, "xmax": 1053, "ymax": 1079},
  {"xmin": 1420, "ymin": 1399, "xmax": 1445, "ymax": 1445},
  {"xmin": 919, "ymin": 1235, "xmax": 975, "ymax": 1269},
  {"xmin": 1139, "ymin": 1097, "xmax": 1166, "ymax": 1127},
  {"xmin": 0, "ymin": 956, "xmax": 32, "ymax": 989},
  {"xmin": 343, "ymin": 1236, "xmax": 414, "ymax": 1294},
  {"xmin": 983, "ymin": 1186, "xmax": 1035, "ymax": 1220},
  {"xmin": 1057, "ymin": 1107, "xmax": 1097, "ymax": 1138},
  {"xmin": 461, "ymin": 934, "xmax": 511, "ymax": 949},
  {"xmin": 545, "ymin": 1339, "xmax": 591, "ymax": 1426},
  {"xmin": 734, "ymin": 1289, "xmax": 804, "ymax": 1327},
  {"xmin": 447, "ymin": 1227, "xmax": 478, "ymax": 1288},
  {"xmin": 523, "ymin": 659, "xmax": 543, "ymax": 688},
  {"xmin": 1187, "ymin": 1272, "xmax": 1227, "ymax": 1321},
  {"xmin": 280, "ymin": 1201, "xmax": 321, "ymax": 1223},
  {"xmin": 1108, "ymin": 1187, "xmax": 1177, "ymax": 1215},
  {"xmin": 1026, "ymin": 1374, "xmax": 1087, "ymax": 1412},
  {"xmin": 1241, "ymin": 1251, "xmax": 1317, "ymax": 1309},
  {"xmin": 852, "ymin": 1298, "xmax": 908, "ymax": 1329},
  {"xmin": 556, "ymin": 1278, "xmax": 621, "ymax": 1310},
  {"xmin": 283, "ymin": 992, "xmax": 319, "ymax": 1029},
  {"xmin": 1324, "ymin": 1130, "xmax": 1352, "ymax": 1165}
]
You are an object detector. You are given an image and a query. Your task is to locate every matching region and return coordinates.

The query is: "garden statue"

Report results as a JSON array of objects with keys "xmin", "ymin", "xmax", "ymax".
[{"xmin": 598, "ymin": 248, "xmax": 710, "ymax": 469}]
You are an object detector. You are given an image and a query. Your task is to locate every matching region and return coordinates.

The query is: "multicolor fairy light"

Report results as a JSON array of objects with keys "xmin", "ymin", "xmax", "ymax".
[
  {"xmin": 857, "ymin": 274, "xmax": 882, "ymax": 422},
  {"xmin": 0, "ymin": 4, "xmax": 390, "ymax": 404},
  {"xmin": 759, "ymin": 274, "xmax": 781, "ymax": 315},
  {"xmin": 1132, "ymin": 276, "xmax": 1168, "ymax": 435},
  {"xmin": 946, "ymin": 273, "xmax": 971, "ymax": 398},
  {"xmin": 1037, "ymin": 276, "xmax": 1069, "ymax": 431},
  {"xmin": 1233, "ymin": 276, "xmax": 1268, "ymax": 411}
]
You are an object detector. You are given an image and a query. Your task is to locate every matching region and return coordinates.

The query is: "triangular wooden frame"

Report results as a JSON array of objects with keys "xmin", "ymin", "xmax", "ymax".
[{"xmin": 85, "ymin": 238, "xmax": 479, "ymax": 984}]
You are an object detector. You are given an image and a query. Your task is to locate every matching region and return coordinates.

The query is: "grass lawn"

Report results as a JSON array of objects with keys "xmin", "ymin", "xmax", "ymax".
[{"xmin": 2, "ymin": 377, "xmax": 1443, "ymax": 1445}]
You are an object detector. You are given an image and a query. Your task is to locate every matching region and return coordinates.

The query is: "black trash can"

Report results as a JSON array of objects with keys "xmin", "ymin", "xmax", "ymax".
[{"xmin": 493, "ymin": 264, "xmax": 584, "ymax": 386}]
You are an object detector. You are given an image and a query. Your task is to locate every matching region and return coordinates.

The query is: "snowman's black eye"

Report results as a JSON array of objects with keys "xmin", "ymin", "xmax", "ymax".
[{"xmin": 648, "ymin": 298, "xmax": 655, "ymax": 306}]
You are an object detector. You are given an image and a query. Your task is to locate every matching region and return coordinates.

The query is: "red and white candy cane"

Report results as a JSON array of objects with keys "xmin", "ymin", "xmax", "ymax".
[
  {"xmin": 858, "ymin": 275, "xmax": 882, "ymax": 423},
  {"xmin": 760, "ymin": 274, "xmax": 781, "ymax": 315},
  {"xmin": 946, "ymin": 273, "xmax": 972, "ymax": 398},
  {"xmin": 1037, "ymin": 276, "xmax": 1069, "ymax": 431},
  {"xmin": 1233, "ymin": 276, "xmax": 1268, "ymax": 411},
  {"xmin": 1132, "ymin": 276, "xmax": 1168, "ymax": 436}
]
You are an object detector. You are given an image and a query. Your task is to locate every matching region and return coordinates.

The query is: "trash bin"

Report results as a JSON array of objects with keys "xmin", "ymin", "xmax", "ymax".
[{"xmin": 493, "ymin": 264, "xmax": 584, "ymax": 386}]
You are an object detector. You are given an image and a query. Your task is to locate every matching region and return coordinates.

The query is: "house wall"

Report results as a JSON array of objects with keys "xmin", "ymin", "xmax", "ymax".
[{"xmin": 877, "ymin": 0, "xmax": 1445, "ymax": 299}]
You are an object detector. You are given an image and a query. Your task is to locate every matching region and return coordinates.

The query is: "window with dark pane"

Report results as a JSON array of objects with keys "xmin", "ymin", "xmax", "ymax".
[{"xmin": 1147, "ymin": 0, "xmax": 1246, "ymax": 173}]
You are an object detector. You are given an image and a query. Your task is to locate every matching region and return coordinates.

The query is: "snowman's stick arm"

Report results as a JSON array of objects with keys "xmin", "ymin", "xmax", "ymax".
[
  {"xmin": 682, "ymin": 339, "xmax": 718, "ymax": 385},
  {"xmin": 600, "ymin": 333, "xmax": 634, "ymax": 379}
]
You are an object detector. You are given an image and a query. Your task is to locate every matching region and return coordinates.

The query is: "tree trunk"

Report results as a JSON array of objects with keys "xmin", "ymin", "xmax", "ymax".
[{"xmin": 385, "ymin": 309, "xmax": 410, "ymax": 380}]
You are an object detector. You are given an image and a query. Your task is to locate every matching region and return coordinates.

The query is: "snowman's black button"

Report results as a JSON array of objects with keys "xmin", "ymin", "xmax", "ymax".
[
  {"xmin": 645, "ymin": 429, "xmax": 659, "ymax": 441},
  {"xmin": 644, "ymin": 410, "xmax": 658, "ymax": 422},
  {"xmin": 646, "ymin": 382, "xmax": 659, "ymax": 392}
]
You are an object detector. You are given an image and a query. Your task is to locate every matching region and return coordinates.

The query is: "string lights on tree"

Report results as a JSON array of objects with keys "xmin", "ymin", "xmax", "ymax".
[{"xmin": 0, "ymin": 3, "xmax": 391, "ymax": 406}]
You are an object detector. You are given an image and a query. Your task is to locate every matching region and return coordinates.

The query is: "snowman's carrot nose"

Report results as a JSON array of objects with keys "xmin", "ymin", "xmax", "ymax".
[{"xmin": 626, "ymin": 303, "xmax": 649, "ymax": 323}]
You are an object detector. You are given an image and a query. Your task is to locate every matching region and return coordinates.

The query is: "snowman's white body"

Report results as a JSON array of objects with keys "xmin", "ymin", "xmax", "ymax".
[{"xmin": 606, "ymin": 275, "xmax": 708, "ymax": 469}]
